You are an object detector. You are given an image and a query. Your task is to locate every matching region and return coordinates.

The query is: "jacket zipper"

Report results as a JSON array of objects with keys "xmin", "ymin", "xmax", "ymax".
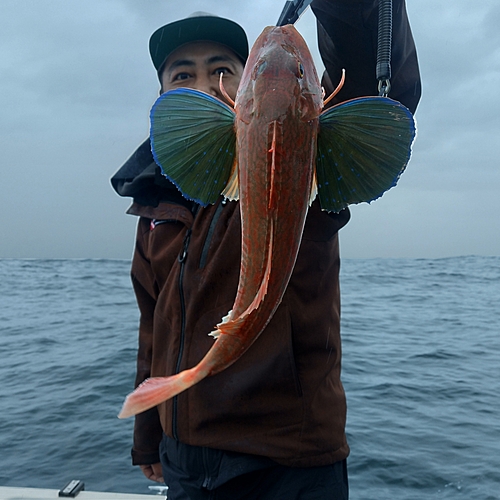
[
  {"xmin": 172, "ymin": 206, "xmax": 199, "ymax": 440},
  {"xmin": 199, "ymin": 199, "xmax": 226, "ymax": 268},
  {"xmin": 150, "ymin": 218, "xmax": 179, "ymax": 231},
  {"xmin": 172, "ymin": 202, "xmax": 228, "ymax": 438},
  {"xmin": 172, "ymin": 227, "xmax": 191, "ymax": 440}
]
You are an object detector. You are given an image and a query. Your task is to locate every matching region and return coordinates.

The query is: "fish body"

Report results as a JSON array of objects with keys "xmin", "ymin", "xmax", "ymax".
[
  {"xmin": 119, "ymin": 25, "xmax": 322, "ymax": 418},
  {"xmin": 119, "ymin": 25, "xmax": 416, "ymax": 419},
  {"xmin": 219, "ymin": 25, "xmax": 323, "ymax": 346}
]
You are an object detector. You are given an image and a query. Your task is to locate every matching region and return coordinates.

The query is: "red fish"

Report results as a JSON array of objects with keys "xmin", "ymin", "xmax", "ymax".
[{"xmin": 118, "ymin": 25, "xmax": 415, "ymax": 418}]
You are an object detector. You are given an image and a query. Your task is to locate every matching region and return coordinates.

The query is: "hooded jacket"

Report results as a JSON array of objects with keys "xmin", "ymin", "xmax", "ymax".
[{"xmin": 111, "ymin": 0, "xmax": 421, "ymax": 467}]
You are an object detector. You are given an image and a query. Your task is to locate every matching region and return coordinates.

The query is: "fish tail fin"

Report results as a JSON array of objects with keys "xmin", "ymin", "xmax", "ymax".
[{"xmin": 118, "ymin": 367, "xmax": 204, "ymax": 419}]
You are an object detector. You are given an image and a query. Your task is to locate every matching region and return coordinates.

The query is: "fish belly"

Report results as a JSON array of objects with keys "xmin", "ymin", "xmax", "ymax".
[{"xmin": 206, "ymin": 114, "xmax": 318, "ymax": 370}]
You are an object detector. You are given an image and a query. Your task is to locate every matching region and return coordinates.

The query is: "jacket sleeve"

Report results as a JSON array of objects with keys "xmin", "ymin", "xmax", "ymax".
[
  {"xmin": 311, "ymin": 0, "xmax": 421, "ymax": 113},
  {"xmin": 130, "ymin": 217, "xmax": 163, "ymax": 466}
]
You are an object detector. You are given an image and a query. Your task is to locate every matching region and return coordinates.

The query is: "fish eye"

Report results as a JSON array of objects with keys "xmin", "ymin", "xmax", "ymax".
[{"xmin": 298, "ymin": 62, "xmax": 304, "ymax": 78}]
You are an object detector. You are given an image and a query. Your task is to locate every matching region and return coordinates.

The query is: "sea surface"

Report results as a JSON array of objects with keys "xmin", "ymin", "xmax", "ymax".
[{"xmin": 0, "ymin": 256, "xmax": 499, "ymax": 499}]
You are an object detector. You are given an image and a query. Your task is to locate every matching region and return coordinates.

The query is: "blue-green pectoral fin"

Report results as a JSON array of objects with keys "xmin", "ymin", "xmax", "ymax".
[
  {"xmin": 316, "ymin": 96, "xmax": 416, "ymax": 213},
  {"xmin": 150, "ymin": 88, "xmax": 237, "ymax": 206}
]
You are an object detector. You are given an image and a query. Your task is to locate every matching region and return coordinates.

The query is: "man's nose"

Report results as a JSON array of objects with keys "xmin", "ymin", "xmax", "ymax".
[{"xmin": 194, "ymin": 75, "xmax": 219, "ymax": 97}]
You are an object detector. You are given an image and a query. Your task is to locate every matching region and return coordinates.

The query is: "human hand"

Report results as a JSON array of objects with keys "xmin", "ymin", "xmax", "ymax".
[{"xmin": 139, "ymin": 463, "xmax": 164, "ymax": 483}]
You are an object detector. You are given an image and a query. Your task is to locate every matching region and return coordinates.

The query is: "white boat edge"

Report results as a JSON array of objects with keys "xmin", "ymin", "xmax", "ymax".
[{"xmin": 0, "ymin": 486, "xmax": 158, "ymax": 500}]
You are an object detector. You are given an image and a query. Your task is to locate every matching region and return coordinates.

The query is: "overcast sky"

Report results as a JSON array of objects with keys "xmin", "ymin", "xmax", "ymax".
[{"xmin": 1, "ymin": 0, "xmax": 499, "ymax": 259}]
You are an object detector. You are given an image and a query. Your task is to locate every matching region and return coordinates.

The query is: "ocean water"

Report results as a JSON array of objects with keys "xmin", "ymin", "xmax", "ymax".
[{"xmin": 0, "ymin": 256, "xmax": 499, "ymax": 499}]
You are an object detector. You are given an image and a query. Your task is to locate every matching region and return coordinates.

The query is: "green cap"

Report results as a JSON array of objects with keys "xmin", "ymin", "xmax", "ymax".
[{"xmin": 149, "ymin": 13, "xmax": 249, "ymax": 74}]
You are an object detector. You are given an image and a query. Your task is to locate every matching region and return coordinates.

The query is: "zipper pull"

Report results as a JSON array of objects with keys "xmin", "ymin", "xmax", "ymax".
[{"xmin": 178, "ymin": 229, "xmax": 192, "ymax": 263}]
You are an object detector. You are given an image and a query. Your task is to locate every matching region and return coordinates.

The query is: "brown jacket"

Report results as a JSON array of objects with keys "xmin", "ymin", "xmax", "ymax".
[
  {"xmin": 111, "ymin": 0, "xmax": 421, "ymax": 468},
  {"xmin": 128, "ymin": 198, "xmax": 350, "ymax": 467}
]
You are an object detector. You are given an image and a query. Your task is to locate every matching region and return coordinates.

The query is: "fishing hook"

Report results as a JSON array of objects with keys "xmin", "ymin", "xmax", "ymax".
[{"xmin": 219, "ymin": 72, "xmax": 235, "ymax": 108}]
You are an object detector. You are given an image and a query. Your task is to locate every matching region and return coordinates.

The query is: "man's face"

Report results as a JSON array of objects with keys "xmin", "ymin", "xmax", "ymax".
[{"xmin": 160, "ymin": 41, "xmax": 244, "ymax": 105}]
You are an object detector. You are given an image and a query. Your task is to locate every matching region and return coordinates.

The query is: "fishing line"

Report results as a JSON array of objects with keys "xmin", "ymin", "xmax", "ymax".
[{"xmin": 377, "ymin": 0, "xmax": 393, "ymax": 96}]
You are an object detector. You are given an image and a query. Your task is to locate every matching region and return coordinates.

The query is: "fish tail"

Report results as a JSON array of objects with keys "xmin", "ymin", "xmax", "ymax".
[{"xmin": 118, "ymin": 367, "xmax": 204, "ymax": 419}]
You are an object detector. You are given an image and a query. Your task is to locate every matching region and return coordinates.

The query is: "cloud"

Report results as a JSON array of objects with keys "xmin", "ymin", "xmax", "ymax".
[
  {"xmin": 404, "ymin": 0, "xmax": 500, "ymax": 198},
  {"xmin": 0, "ymin": 0, "xmax": 498, "ymax": 258}
]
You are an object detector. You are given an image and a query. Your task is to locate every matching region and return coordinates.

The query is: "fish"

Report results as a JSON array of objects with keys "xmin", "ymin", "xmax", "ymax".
[{"xmin": 118, "ymin": 25, "xmax": 416, "ymax": 419}]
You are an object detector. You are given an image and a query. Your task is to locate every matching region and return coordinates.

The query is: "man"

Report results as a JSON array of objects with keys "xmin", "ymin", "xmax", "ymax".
[{"xmin": 111, "ymin": 2, "xmax": 420, "ymax": 498}]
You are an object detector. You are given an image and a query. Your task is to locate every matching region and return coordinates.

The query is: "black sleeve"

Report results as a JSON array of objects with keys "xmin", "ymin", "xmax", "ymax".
[{"xmin": 311, "ymin": 0, "xmax": 421, "ymax": 113}]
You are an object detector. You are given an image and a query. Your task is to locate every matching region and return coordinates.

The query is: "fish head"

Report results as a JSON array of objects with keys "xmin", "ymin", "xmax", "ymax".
[{"xmin": 235, "ymin": 25, "xmax": 323, "ymax": 124}]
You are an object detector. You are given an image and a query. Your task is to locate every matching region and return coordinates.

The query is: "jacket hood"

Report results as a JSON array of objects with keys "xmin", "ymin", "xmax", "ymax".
[{"xmin": 111, "ymin": 138, "xmax": 193, "ymax": 209}]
